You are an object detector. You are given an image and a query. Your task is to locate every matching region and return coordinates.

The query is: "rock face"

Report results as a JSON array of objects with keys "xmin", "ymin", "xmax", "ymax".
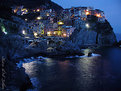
[
  {"xmin": 71, "ymin": 30, "xmax": 97, "ymax": 46},
  {"xmin": 70, "ymin": 20, "xmax": 117, "ymax": 47},
  {"xmin": 0, "ymin": 35, "xmax": 33, "ymax": 90},
  {"xmin": 0, "ymin": 57, "xmax": 32, "ymax": 91}
]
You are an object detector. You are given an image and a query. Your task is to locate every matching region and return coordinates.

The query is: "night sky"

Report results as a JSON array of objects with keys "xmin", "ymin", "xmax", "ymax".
[{"xmin": 52, "ymin": 0, "xmax": 121, "ymax": 34}]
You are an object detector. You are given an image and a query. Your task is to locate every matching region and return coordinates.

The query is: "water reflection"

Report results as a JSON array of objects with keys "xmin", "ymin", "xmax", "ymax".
[{"xmin": 23, "ymin": 48, "xmax": 121, "ymax": 91}]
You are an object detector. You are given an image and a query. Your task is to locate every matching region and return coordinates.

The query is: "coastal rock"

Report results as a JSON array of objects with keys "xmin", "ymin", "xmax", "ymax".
[
  {"xmin": 70, "ymin": 20, "xmax": 117, "ymax": 47},
  {"xmin": 0, "ymin": 58, "xmax": 32, "ymax": 90},
  {"xmin": 71, "ymin": 30, "xmax": 97, "ymax": 46}
]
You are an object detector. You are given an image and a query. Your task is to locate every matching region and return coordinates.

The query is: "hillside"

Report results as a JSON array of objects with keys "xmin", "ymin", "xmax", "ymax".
[{"xmin": 0, "ymin": 0, "xmax": 63, "ymax": 19}]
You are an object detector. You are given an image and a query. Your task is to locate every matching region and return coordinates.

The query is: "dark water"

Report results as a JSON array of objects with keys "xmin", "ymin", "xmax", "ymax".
[{"xmin": 23, "ymin": 48, "xmax": 121, "ymax": 91}]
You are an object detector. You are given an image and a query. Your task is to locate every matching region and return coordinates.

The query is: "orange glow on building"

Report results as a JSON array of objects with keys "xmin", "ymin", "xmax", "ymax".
[
  {"xmin": 14, "ymin": 9, "xmax": 18, "ymax": 13},
  {"xmin": 96, "ymin": 14, "xmax": 102, "ymax": 18},
  {"xmin": 85, "ymin": 11, "xmax": 90, "ymax": 15}
]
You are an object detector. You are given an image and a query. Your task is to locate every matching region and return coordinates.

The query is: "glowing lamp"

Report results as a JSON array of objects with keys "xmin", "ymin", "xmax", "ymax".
[
  {"xmin": 22, "ymin": 30, "xmax": 26, "ymax": 35},
  {"xmin": 85, "ymin": 11, "xmax": 90, "ymax": 15},
  {"xmin": 96, "ymin": 14, "xmax": 101, "ymax": 18},
  {"xmin": 63, "ymin": 33, "xmax": 67, "ymax": 37},
  {"xmin": 22, "ymin": 8, "xmax": 28, "ymax": 12},
  {"xmin": 25, "ymin": 19, "xmax": 27, "ymax": 21},
  {"xmin": 46, "ymin": 13, "xmax": 49, "ymax": 16},
  {"xmin": 58, "ymin": 21, "xmax": 64, "ymax": 25},
  {"xmin": 85, "ymin": 23, "xmax": 90, "ymax": 28},
  {"xmin": 34, "ymin": 32, "xmax": 38, "ymax": 36},
  {"xmin": 54, "ymin": 32, "xmax": 56, "ymax": 34},
  {"xmin": 47, "ymin": 31, "xmax": 51, "ymax": 35},
  {"xmin": 4, "ymin": 32, "xmax": 8, "ymax": 35},
  {"xmin": 37, "ymin": 16, "xmax": 42, "ymax": 20},
  {"xmin": 37, "ymin": 9, "xmax": 40, "ymax": 12},
  {"xmin": 14, "ymin": 9, "xmax": 18, "ymax": 13}
]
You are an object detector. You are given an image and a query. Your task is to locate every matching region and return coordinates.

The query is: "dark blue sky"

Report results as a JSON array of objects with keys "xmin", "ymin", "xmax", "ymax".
[{"xmin": 52, "ymin": 0, "xmax": 121, "ymax": 33}]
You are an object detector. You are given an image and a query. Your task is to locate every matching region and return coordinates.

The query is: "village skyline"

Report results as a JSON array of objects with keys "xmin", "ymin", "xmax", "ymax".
[{"xmin": 52, "ymin": 0, "xmax": 121, "ymax": 34}]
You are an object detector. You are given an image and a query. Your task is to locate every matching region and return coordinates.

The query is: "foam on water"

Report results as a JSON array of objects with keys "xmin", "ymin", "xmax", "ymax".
[{"xmin": 66, "ymin": 53, "xmax": 101, "ymax": 58}]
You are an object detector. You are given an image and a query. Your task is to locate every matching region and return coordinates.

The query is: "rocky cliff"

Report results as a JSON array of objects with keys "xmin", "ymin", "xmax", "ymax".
[{"xmin": 70, "ymin": 19, "xmax": 117, "ymax": 47}]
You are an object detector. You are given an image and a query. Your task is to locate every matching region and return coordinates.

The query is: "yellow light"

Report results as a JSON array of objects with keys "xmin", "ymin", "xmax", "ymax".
[
  {"xmin": 96, "ymin": 14, "xmax": 101, "ymax": 18},
  {"xmin": 37, "ymin": 16, "xmax": 42, "ymax": 20},
  {"xmin": 47, "ymin": 31, "xmax": 52, "ymax": 36},
  {"xmin": 37, "ymin": 9, "xmax": 40, "ymax": 12},
  {"xmin": 58, "ymin": 21, "xmax": 64, "ymax": 25},
  {"xmin": 54, "ymin": 31, "xmax": 56, "ymax": 34},
  {"xmin": 47, "ymin": 31, "xmax": 51, "ymax": 35},
  {"xmin": 22, "ymin": 8, "xmax": 28, "ymax": 12},
  {"xmin": 85, "ymin": 11, "xmax": 90, "ymax": 15}
]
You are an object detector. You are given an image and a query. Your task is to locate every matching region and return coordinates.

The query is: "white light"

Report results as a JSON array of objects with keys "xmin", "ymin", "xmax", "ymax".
[
  {"xmin": 4, "ymin": 32, "xmax": 8, "ymax": 35},
  {"xmin": 86, "ymin": 9, "xmax": 89, "ymax": 11},
  {"xmin": 37, "ymin": 9, "xmax": 40, "ymax": 12},
  {"xmin": 47, "ymin": 32, "xmax": 51, "ymax": 35},
  {"xmin": 85, "ymin": 23, "xmax": 90, "ymax": 28},
  {"xmin": 37, "ymin": 16, "xmax": 42, "ymax": 20},
  {"xmin": 34, "ymin": 32, "xmax": 38, "ymax": 36},
  {"xmin": 25, "ymin": 37, "xmax": 30, "ymax": 38},
  {"xmin": 54, "ymin": 32, "xmax": 56, "ymax": 34},
  {"xmin": 25, "ymin": 19, "xmax": 27, "ymax": 21},
  {"xmin": 22, "ymin": 30, "xmax": 26, "ymax": 35}
]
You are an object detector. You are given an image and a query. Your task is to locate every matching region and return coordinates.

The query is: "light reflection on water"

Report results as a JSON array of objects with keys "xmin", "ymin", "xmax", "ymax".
[{"xmin": 23, "ymin": 48, "xmax": 121, "ymax": 91}]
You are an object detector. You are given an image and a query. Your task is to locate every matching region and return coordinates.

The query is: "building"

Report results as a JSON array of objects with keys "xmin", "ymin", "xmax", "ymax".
[
  {"xmin": 12, "ymin": 6, "xmax": 28, "ymax": 15},
  {"xmin": 62, "ymin": 7, "xmax": 105, "ymax": 23}
]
